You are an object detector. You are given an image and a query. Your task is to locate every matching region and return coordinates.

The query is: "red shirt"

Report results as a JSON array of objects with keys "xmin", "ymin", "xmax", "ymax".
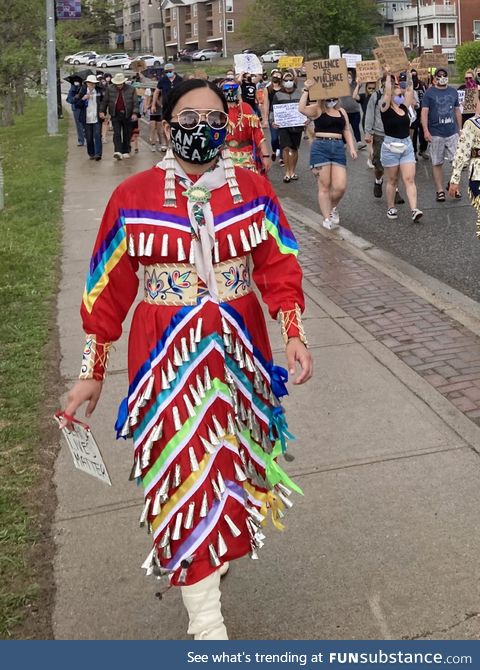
[{"xmin": 115, "ymin": 88, "xmax": 125, "ymax": 114}]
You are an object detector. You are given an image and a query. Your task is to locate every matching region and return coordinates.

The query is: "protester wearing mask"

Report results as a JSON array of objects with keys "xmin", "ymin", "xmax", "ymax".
[
  {"xmin": 239, "ymin": 73, "xmax": 260, "ymax": 117},
  {"xmin": 340, "ymin": 70, "xmax": 364, "ymax": 148},
  {"xmin": 66, "ymin": 76, "xmax": 85, "ymax": 147},
  {"xmin": 265, "ymin": 70, "xmax": 283, "ymax": 162},
  {"xmin": 421, "ymin": 67, "xmax": 462, "ymax": 202},
  {"xmin": 271, "ymin": 71, "xmax": 305, "ymax": 182},
  {"xmin": 379, "ymin": 73, "xmax": 422, "ymax": 222},
  {"xmin": 152, "ymin": 64, "xmax": 184, "ymax": 151},
  {"xmin": 409, "ymin": 69, "xmax": 429, "ymax": 160},
  {"xmin": 299, "ymin": 79, "xmax": 357, "ymax": 229},
  {"xmin": 60, "ymin": 78, "xmax": 312, "ymax": 641},
  {"xmin": 358, "ymin": 81, "xmax": 377, "ymax": 168},
  {"xmin": 221, "ymin": 81, "xmax": 271, "ymax": 174},
  {"xmin": 100, "ymin": 73, "xmax": 139, "ymax": 160},
  {"xmin": 457, "ymin": 69, "xmax": 477, "ymax": 127},
  {"xmin": 74, "ymin": 74, "xmax": 104, "ymax": 161}
]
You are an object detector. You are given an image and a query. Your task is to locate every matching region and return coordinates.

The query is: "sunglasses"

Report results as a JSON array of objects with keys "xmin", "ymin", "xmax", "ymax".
[
  {"xmin": 172, "ymin": 108, "xmax": 229, "ymax": 130},
  {"xmin": 325, "ymin": 98, "xmax": 338, "ymax": 102},
  {"xmin": 465, "ymin": 77, "xmax": 474, "ymax": 80}
]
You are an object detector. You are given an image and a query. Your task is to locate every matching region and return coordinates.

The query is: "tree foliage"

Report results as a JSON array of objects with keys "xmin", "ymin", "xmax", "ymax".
[
  {"xmin": 240, "ymin": 0, "xmax": 382, "ymax": 58},
  {"xmin": 455, "ymin": 41, "xmax": 480, "ymax": 77}
]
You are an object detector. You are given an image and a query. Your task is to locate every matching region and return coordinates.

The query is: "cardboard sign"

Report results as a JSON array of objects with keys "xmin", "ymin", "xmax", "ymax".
[
  {"xmin": 131, "ymin": 59, "xmax": 146, "ymax": 73},
  {"xmin": 375, "ymin": 35, "xmax": 409, "ymax": 72},
  {"xmin": 419, "ymin": 52, "xmax": 448, "ymax": 69},
  {"xmin": 356, "ymin": 60, "xmax": 381, "ymax": 83},
  {"xmin": 273, "ymin": 102, "xmax": 307, "ymax": 128},
  {"xmin": 55, "ymin": 415, "xmax": 112, "ymax": 486},
  {"xmin": 192, "ymin": 68, "xmax": 208, "ymax": 80},
  {"xmin": 415, "ymin": 67, "xmax": 430, "ymax": 82},
  {"xmin": 234, "ymin": 53, "xmax": 262, "ymax": 75},
  {"xmin": 278, "ymin": 56, "xmax": 304, "ymax": 69},
  {"xmin": 463, "ymin": 89, "xmax": 479, "ymax": 115},
  {"xmin": 343, "ymin": 53, "xmax": 362, "ymax": 69},
  {"xmin": 373, "ymin": 48, "xmax": 387, "ymax": 70},
  {"xmin": 304, "ymin": 58, "xmax": 350, "ymax": 99}
]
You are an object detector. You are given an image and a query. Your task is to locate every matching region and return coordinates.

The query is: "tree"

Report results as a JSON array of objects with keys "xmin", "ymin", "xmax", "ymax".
[
  {"xmin": 240, "ymin": 0, "xmax": 382, "ymax": 58},
  {"xmin": 56, "ymin": 0, "xmax": 119, "ymax": 52},
  {"xmin": 455, "ymin": 41, "xmax": 480, "ymax": 78}
]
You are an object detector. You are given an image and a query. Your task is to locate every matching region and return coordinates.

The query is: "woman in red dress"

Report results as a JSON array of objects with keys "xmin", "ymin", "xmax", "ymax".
[{"xmin": 60, "ymin": 79, "xmax": 312, "ymax": 640}]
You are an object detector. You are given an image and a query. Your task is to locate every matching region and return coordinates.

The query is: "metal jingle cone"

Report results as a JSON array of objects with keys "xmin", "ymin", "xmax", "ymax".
[
  {"xmin": 239, "ymin": 401, "xmax": 247, "ymax": 421},
  {"xmin": 260, "ymin": 219, "xmax": 268, "ymax": 240},
  {"xmin": 233, "ymin": 461, "xmax": 247, "ymax": 482},
  {"xmin": 250, "ymin": 545, "xmax": 260, "ymax": 561},
  {"xmin": 159, "ymin": 525, "xmax": 170, "ymax": 548},
  {"xmin": 133, "ymin": 455, "xmax": 143, "ymax": 479},
  {"xmin": 235, "ymin": 416, "xmax": 246, "ymax": 433},
  {"xmin": 240, "ymin": 228, "xmax": 251, "ymax": 253},
  {"xmin": 181, "ymin": 337, "xmax": 190, "ymax": 362},
  {"xmin": 152, "ymin": 419, "xmax": 164, "ymax": 442},
  {"xmin": 204, "ymin": 365, "xmax": 212, "ymax": 391},
  {"xmin": 211, "ymin": 477, "xmax": 222, "ymax": 501},
  {"xmin": 129, "ymin": 458, "xmax": 138, "ymax": 481},
  {"xmin": 189, "ymin": 446, "xmax": 200, "ymax": 472},
  {"xmin": 253, "ymin": 221, "xmax": 262, "ymax": 244},
  {"xmin": 244, "ymin": 352, "xmax": 255, "ymax": 373},
  {"xmin": 209, "ymin": 543, "xmax": 221, "ymax": 567},
  {"xmin": 216, "ymin": 469, "xmax": 226, "ymax": 494},
  {"xmin": 173, "ymin": 346, "xmax": 183, "ymax": 367},
  {"xmin": 199, "ymin": 490, "xmax": 209, "ymax": 517},
  {"xmin": 276, "ymin": 482, "xmax": 293, "ymax": 497},
  {"xmin": 208, "ymin": 426, "xmax": 221, "ymax": 446},
  {"xmin": 177, "ymin": 237, "xmax": 187, "ymax": 262},
  {"xmin": 161, "ymin": 368, "xmax": 170, "ymax": 390},
  {"xmin": 261, "ymin": 431, "xmax": 272, "ymax": 453},
  {"xmin": 166, "ymin": 359, "xmax": 176, "ymax": 382},
  {"xmin": 173, "ymin": 462, "xmax": 182, "ymax": 489},
  {"xmin": 277, "ymin": 490, "xmax": 294, "ymax": 509},
  {"xmin": 183, "ymin": 394, "xmax": 196, "ymax": 419},
  {"xmin": 195, "ymin": 317, "xmax": 203, "ymax": 343},
  {"xmin": 200, "ymin": 435, "xmax": 215, "ymax": 455},
  {"xmin": 178, "ymin": 555, "xmax": 194, "ymax": 583},
  {"xmin": 141, "ymin": 442, "xmax": 152, "ymax": 470},
  {"xmin": 247, "ymin": 505, "xmax": 265, "ymax": 525},
  {"xmin": 246, "ymin": 408, "xmax": 254, "ymax": 431},
  {"xmin": 172, "ymin": 406, "xmax": 182, "ymax": 432},
  {"xmin": 152, "ymin": 489, "xmax": 162, "ymax": 516},
  {"xmin": 212, "ymin": 415, "xmax": 226, "ymax": 438},
  {"xmin": 143, "ymin": 375, "xmax": 155, "ymax": 401},
  {"xmin": 189, "ymin": 327, "xmax": 197, "ymax": 353},
  {"xmin": 227, "ymin": 413, "xmax": 236, "ymax": 436},
  {"xmin": 184, "ymin": 501, "xmax": 195, "ymax": 529},
  {"xmin": 239, "ymin": 448, "xmax": 247, "ymax": 467},
  {"xmin": 223, "ymin": 332, "xmax": 232, "ymax": 349},
  {"xmin": 171, "ymin": 512, "xmax": 183, "ymax": 541},
  {"xmin": 190, "ymin": 384, "xmax": 202, "ymax": 407},
  {"xmin": 158, "ymin": 472, "xmax": 171, "ymax": 502},
  {"xmin": 161, "ymin": 233, "xmax": 168, "ymax": 256},
  {"xmin": 251, "ymin": 419, "xmax": 261, "ymax": 442},
  {"xmin": 213, "ymin": 239, "xmax": 220, "ymax": 263},
  {"xmin": 141, "ymin": 547, "xmax": 155, "ymax": 571},
  {"xmin": 196, "ymin": 375, "xmax": 206, "ymax": 398},
  {"xmin": 233, "ymin": 340, "xmax": 241, "ymax": 362},
  {"xmin": 217, "ymin": 531, "xmax": 228, "ymax": 557},
  {"xmin": 128, "ymin": 233, "xmax": 136, "ymax": 256},
  {"xmin": 144, "ymin": 232, "xmax": 154, "ymax": 257},
  {"xmin": 139, "ymin": 497, "xmax": 151, "ymax": 527},
  {"xmin": 162, "ymin": 542, "xmax": 172, "ymax": 559},
  {"xmin": 221, "ymin": 316, "xmax": 232, "ymax": 335},
  {"xmin": 189, "ymin": 242, "xmax": 195, "ymax": 265},
  {"xmin": 224, "ymin": 513, "xmax": 241, "ymax": 537},
  {"xmin": 120, "ymin": 416, "xmax": 131, "ymax": 438}
]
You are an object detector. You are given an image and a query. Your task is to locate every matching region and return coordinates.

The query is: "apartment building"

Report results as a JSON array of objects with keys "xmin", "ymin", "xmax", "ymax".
[{"xmin": 115, "ymin": 0, "xmax": 167, "ymax": 55}]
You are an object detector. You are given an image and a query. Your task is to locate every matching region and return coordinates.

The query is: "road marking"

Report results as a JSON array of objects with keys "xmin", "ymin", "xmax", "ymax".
[{"xmin": 368, "ymin": 593, "xmax": 393, "ymax": 639}]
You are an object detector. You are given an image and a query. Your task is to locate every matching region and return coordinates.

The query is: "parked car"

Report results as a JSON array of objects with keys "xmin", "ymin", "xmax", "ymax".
[
  {"xmin": 73, "ymin": 52, "xmax": 98, "ymax": 66},
  {"xmin": 126, "ymin": 54, "xmax": 165, "ymax": 70},
  {"xmin": 191, "ymin": 48, "xmax": 222, "ymax": 61},
  {"xmin": 96, "ymin": 53, "xmax": 131, "ymax": 68},
  {"xmin": 64, "ymin": 51, "xmax": 91, "ymax": 65},
  {"xmin": 178, "ymin": 46, "xmax": 197, "ymax": 61},
  {"xmin": 260, "ymin": 50, "xmax": 287, "ymax": 63}
]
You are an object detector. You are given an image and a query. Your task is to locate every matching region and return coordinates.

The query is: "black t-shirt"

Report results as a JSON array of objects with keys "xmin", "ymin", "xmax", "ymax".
[
  {"xmin": 381, "ymin": 104, "xmax": 410, "ymax": 139},
  {"xmin": 241, "ymin": 82, "xmax": 257, "ymax": 106}
]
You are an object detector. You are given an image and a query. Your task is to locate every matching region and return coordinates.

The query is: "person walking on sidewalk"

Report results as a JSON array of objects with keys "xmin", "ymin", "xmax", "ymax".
[
  {"xmin": 100, "ymin": 73, "xmax": 139, "ymax": 160},
  {"xmin": 380, "ymin": 73, "xmax": 423, "ymax": 222},
  {"xmin": 299, "ymin": 80, "xmax": 357, "ymax": 230},
  {"xmin": 74, "ymin": 74, "xmax": 104, "ymax": 161},
  {"xmin": 265, "ymin": 69, "xmax": 283, "ymax": 164},
  {"xmin": 421, "ymin": 67, "xmax": 461, "ymax": 203},
  {"xmin": 410, "ymin": 69, "xmax": 429, "ymax": 160},
  {"xmin": 271, "ymin": 71, "xmax": 304, "ymax": 182},
  {"xmin": 340, "ymin": 70, "xmax": 364, "ymax": 149},
  {"xmin": 66, "ymin": 75, "xmax": 85, "ymax": 147},
  {"xmin": 152, "ymin": 63, "xmax": 184, "ymax": 151},
  {"xmin": 448, "ymin": 95, "xmax": 480, "ymax": 237},
  {"xmin": 59, "ymin": 78, "xmax": 313, "ymax": 641}
]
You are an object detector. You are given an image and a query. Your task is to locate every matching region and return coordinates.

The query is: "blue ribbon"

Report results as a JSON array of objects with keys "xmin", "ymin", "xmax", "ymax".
[
  {"xmin": 269, "ymin": 406, "xmax": 296, "ymax": 453},
  {"xmin": 266, "ymin": 363, "xmax": 289, "ymax": 399},
  {"xmin": 114, "ymin": 396, "xmax": 129, "ymax": 440}
]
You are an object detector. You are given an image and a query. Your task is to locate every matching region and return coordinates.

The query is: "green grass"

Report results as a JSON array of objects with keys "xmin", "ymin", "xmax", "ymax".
[{"xmin": 0, "ymin": 98, "xmax": 67, "ymax": 637}]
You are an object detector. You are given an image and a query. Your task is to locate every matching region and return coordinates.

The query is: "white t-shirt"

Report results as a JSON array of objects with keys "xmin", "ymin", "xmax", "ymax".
[{"xmin": 86, "ymin": 88, "xmax": 98, "ymax": 124}]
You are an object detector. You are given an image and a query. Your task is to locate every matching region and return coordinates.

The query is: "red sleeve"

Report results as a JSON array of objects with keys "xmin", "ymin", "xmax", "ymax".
[{"xmin": 79, "ymin": 187, "xmax": 139, "ymax": 380}]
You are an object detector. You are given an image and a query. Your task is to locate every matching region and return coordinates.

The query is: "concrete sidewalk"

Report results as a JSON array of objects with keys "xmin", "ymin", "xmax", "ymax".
[{"xmin": 53, "ymin": 125, "xmax": 480, "ymax": 640}]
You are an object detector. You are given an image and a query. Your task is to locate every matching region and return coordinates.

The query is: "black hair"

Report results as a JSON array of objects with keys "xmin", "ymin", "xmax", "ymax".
[{"xmin": 162, "ymin": 79, "xmax": 228, "ymax": 122}]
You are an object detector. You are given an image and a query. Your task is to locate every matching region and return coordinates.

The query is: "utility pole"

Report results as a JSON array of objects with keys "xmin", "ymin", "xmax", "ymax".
[
  {"xmin": 46, "ymin": 0, "xmax": 59, "ymax": 135},
  {"xmin": 416, "ymin": 0, "xmax": 422, "ymax": 53}
]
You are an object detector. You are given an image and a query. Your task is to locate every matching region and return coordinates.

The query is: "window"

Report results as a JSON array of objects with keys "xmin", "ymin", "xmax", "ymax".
[
  {"xmin": 226, "ymin": 18, "xmax": 234, "ymax": 32},
  {"xmin": 194, "ymin": 22, "xmax": 198, "ymax": 35},
  {"xmin": 172, "ymin": 8, "xmax": 176, "ymax": 18},
  {"xmin": 219, "ymin": 19, "xmax": 222, "ymax": 33},
  {"xmin": 475, "ymin": 20, "xmax": 480, "ymax": 40},
  {"xmin": 226, "ymin": 1, "xmax": 233, "ymax": 11},
  {"xmin": 173, "ymin": 26, "xmax": 177, "ymax": 39},
  {"xmin": 193, "ymin": 4, "xmax": 197, "ymax": 16},
  {"xmin": 426, "ymin": 23, "xmax": 433, "ymax": 39}
]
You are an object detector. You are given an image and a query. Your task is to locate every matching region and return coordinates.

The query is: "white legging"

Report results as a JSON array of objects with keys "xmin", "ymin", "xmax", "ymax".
[{"xmin": 181, "ymin": 569, "xmax": 228, "ymax": 640}]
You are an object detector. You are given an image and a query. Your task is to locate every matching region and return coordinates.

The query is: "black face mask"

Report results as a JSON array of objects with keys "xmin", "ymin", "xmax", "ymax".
[{"xmin": 169, "ymin": 122, "xmax": 227, "ymax": 164}]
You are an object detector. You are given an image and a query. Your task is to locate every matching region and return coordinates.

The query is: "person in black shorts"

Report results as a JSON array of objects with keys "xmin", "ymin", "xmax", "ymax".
[{"xmin": 270, "ymin": 71, "xmax": 304, "ymax": 182}]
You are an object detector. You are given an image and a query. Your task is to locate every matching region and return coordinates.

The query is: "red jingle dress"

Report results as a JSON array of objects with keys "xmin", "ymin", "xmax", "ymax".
[
  {"xmin": 226, "ymin": 102, "xmax": 266, "ymax": 173},
  {"xmin": 79, "ymin": 163, "xmax": 306, "ymax": 586}
]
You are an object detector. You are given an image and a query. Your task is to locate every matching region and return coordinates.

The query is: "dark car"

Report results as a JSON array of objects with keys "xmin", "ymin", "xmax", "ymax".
[{"xmin": 178, "ymin": 47, "xmax": 197, "ymax": 61}]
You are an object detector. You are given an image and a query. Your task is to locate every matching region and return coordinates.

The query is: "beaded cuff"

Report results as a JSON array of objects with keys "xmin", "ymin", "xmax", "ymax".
[
  {"xmin": 278, "ymin": 304, "xmax": 308, "ymax": 347},
  {"xmin": 79, "ymin": 334, "xmax": 113, "ymax": 381}
]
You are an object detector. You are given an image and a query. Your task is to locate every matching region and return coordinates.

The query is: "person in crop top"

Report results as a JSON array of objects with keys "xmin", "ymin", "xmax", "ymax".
[
  {"xmin": 380, "ymin": 73, "xmax": 423, "ymax": 222},
  {"xmin": 299, "ymin": 79, "xmax": 357, "ymax": 230}
]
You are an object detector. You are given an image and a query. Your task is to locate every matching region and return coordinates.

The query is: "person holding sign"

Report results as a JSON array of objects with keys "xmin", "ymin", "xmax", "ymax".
[
  {"xmin": 448, "ymin": 94, "xmax": 480, "ymax": 237},
  {"xmin": 299, "ymin": 79, "xmax": 357, "ymax": 230},
  {"xmin": 271, "ymin": 71, "xmax": 305, "ymax": 182},
  {"xmin": 379, "ymin": 73, "xmax": 423, "ymax": 222},
  {"xmin": 59, "ymin": 78, "xmax": 312, "ymax": 640}
]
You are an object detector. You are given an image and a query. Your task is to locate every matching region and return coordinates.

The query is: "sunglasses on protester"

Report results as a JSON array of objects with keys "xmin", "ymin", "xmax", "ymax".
[
  {"xmin": 171, "ymin": 109, "xmax": 229, "ymax": 130},
  {"xmin": 325, "ymin": 98, "xmax": 338, "ymax": 103}
]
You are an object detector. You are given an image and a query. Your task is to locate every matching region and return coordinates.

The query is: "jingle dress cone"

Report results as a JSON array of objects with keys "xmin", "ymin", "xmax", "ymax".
[{"xmin": 79, "ymin": 161, "xmax": 306, "ymax": 586}]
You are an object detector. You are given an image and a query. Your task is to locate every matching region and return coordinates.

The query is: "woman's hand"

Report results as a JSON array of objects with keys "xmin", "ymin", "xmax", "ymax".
[
  {"xmin": 261, "ymin": 154, "xmax": 272, "ymax": 172},
  {"xmin": 448, "ymin": 182, "xmax": 460, "ymax": 198},
  {"xmin": 350, "ymin": 146, "xmax": 358, "ymax": 160},
  {"xmin": 286, "ymin": 338, "xmax": 313, "ymax": 385},
  {"xmin": 59, "ymin": 379, "xmax": 103, "ymax": 429},
  {"xmin": 303, "ymin": 79, "xmax": 315, "ymax": 91}
]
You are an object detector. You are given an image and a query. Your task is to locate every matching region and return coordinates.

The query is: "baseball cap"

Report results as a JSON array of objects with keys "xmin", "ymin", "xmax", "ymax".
[{"xmin": 434, "ymin": 67, "xmax": 448, "ymax": 77}]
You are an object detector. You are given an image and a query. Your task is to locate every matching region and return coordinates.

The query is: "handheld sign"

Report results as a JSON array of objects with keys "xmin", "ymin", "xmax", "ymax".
[
  {"xmin": 463, "ymin": 89, "xmax": 479, "ymax": 115},
  {"xmin": 278, "ymin": 56, "xmax": 304, "ymax": 69},
  {"xmin": 234, "ymin": 53, "xmax": 262, "ymax": 75},
  {"xmin": 273, "ymin": 103, "xmax": 307, "ymax": 128},
  {"xmin": 304, "ymin": 58, "xmax": 350, "ymax": 100},
  {"xmin": 55, "ymin": 413, "xmax": 112, "ymax": 486},
  {"xmin": 373, "ymin": 48, "xmax": 387, "ymax": 71},
  {"xmin": 375, "ymin": 35, "xmax": 409, "ymax": 72},
  {"xmin": 343, "ymin": 53, "xmax": 362, "ymax": 69},
  {"xmin": 356, "ymin": 60, "xmax": 381, "ymax": 84},
  {"xmin": 419, "ymin": 53, "xmax": 448, "ymax": 69},
  {"xmin": 329, "ymin": 45, "xmax": 341, "ymax": 59}
]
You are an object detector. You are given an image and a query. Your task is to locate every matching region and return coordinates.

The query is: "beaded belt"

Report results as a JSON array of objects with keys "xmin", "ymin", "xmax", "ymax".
[{"xmin": 144, "ymin": 257, "xmax": 252, "ymax": 305}]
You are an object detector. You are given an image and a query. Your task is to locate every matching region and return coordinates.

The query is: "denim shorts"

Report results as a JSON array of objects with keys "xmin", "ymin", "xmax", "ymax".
[
  {"xmin": 310, "ymin": 138, "xmax": 346, "ymax": 169},
  {"xmin": 380, "ymin": 135, "xmax": 415, "ymax": 167}
]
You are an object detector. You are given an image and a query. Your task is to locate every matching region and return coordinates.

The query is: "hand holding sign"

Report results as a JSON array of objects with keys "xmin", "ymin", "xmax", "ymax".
[{"xmin": 304, "ymin": 58, "xmax": 350, "ymax": 100}]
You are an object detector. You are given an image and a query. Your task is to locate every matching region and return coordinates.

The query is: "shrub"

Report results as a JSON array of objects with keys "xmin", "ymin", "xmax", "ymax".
[{"xmin": 455, "ymin": 41, "xmax": 480, "ymax": 76}]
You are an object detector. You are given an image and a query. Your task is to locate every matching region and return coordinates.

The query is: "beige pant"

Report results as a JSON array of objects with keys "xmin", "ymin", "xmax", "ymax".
[{"xmin": 181, "ymin": 569, "xmax": 228, "ymax": 640}]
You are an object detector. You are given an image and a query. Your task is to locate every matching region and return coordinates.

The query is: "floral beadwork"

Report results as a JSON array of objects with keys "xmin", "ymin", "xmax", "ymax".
[
  {"xmin": 145, "ymin": 267, "xmax": 192, "ymax": 302},
  {"xmin": 221, "ymin": 262, "xmax": 250, "ymax": 295}
]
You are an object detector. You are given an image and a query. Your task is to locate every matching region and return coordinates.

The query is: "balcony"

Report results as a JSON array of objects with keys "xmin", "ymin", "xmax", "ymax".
[
  {"xmin": 421, "ymin": 36, "xmax": 457, "ymax": 49},
  {"xmin": 393, "ymin": 4, "xmax": 456, "ymax": 23},
  {"xmin": 115, "ymin": 16, "xmax": 124, "ymax": 27},
  {"xmin": 130, "ymin": 11, "xmax": 141, "ymax": 21},
  {"xmin": 130, "ymin": 29, "xmax": 141, "ymax": 40}
]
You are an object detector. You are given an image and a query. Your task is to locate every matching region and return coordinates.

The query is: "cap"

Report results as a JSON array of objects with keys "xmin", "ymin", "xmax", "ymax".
[{"xmin": 434, "ymin": 67, "xmax": 448, "ymax": 77}]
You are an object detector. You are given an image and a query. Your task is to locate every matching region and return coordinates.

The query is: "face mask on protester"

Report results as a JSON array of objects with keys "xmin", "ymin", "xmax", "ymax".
[
  {"xmin": 393, "ymin": 94, "xmax": 404, "ymax": 106},
  {"xmin": 166, "ymin": 71, "xmax": 175, "ymax": 79},
  {"xmin": 73, "ymin": 81, "xmax": 81, "ymax": 87},
  {"xmin": 325, "ymin": 99, "xmax": 338, "ymax": 108},
  {"xmin": 283, "ymin": 80, "xmax": 294, "ymax": 90},
  {"xmin": 437, "ymin": 75, "xmax": 448, "ymax": 86},
  {"xmin": 169, "ymin": 122, "xmax": 227, "ymax": 164},
  {"xmin": 272, "ymin": 77, "xmax": 281, "ymax": 84},
  {"xmin": 223, "ymin": 85, "xmax": 239, "ymax": 103}
]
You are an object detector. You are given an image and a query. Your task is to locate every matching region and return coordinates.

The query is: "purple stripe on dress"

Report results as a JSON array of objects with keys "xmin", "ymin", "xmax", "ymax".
[
  {"xmin": 119, "ymin": 208, "xmax": 190, "ymax": 227},
  {"xmin": 89, "ymin": 217, "xmax": 124, "ymax": 275},
  {"xmin": 214, "ymin": 196, "xmax": 270, "ymax": 226}
]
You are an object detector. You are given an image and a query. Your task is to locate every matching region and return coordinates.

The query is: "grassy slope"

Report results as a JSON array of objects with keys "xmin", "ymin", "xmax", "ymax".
[{"xmin": 0, "ymin": 98, "xmax": 67, "ymax": 637}]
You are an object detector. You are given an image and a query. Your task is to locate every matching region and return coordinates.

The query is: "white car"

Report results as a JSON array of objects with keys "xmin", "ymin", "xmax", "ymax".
[
  {"xmin": 64, "ymin": 51, "xmax": 91, "ymax": 65},
  {"xmin": 260, "ymin": 50, "xmax": 287, "ymax": 63},
  {"xmin": 191, "ymin": 49, "xmax": 222, "ymax": 61},
  {"xmin": 73, "ymin": 51, "xmax": 98, "ymax": 66},
  {"xmin": 96, "ymin": 53, "xmax": 131, "ymax": 68},
  {"xmin": 126, "ymin": 54, "xmax": 165, "ymax": 69}
]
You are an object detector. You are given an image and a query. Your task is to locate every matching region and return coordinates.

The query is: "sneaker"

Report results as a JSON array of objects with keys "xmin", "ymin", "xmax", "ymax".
[
  {"xmin": 94, "ymin": 156, "xmax": 102, "ymax": 161},
  {"xmin": 160, "ymin": 145, "xmax": 167, "ymax": 152},
  {"xmin": 122, "ymin": 153, "xmax": 131, "ymax": 159},
  {"xmin": 394, "ymin": 191, "xmax": 405, "ymax": 205},
  {"xmin": 279, "ymin": 159, "xmax": 285, "ymax": 167},
  {"xmin": 330, "ymin": 207, "xmax": 340, "ymax": 225},
  {"xmin": 411, "ymin": 208, "xmax": 423, "ymax": 222},
  {"xmin": 276, "ymin": 149, "xmax": 281, "ymax": 158},
  {"xmin": 367, "ymin": 158, "xmax": 374, "ymax": 169},
  {"xmin": 113, "ymin": 151, "xmax": 123, "ymax": 160},
  {"xmin": 322, "ymin": 217, "xmax": 338, "ymax": 230},
  {"xmin": 387, "ymin": 207, "xmax": 398, "ymax": 220},
  {"xmin": 373, "ymin": 180, "xmax": 383, "ymax": 198},
  {"xmin": 271, "ymin": 152, "xmax": 276, "ymax": 162}
]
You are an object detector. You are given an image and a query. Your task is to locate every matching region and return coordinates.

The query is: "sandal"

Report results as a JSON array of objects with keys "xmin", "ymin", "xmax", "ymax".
[
  {"xmin": 290, "ymin": 174, "xmax": 298, "ymax": 180},
  {"xmin": 283, "ymin": 175, "xmax": 291, "ymax": 183},
  {"xmin": 436, "ymin": 191, "xmax": 446, "ymax": 202}
]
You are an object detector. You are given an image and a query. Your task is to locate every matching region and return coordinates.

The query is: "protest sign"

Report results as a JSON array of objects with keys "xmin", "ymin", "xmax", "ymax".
[
  {"xmin": 457, "ymin": 89, "xmax": 465, "ymax": 112},
  {"xmin": 463, "ymin": 89, "xmax": 479, "ymax": 115},
  {"xmin": 415, "ymin": 67, "xmax": 431, "ymax": 82},
  {"xmin": 419, "ymin": 52, "xmax": 448, "ymax": 69},
  {"xmin": 356, "ymin": 60, "xmax": 381, "ymax": 83},
  {"xmin": 329, "ymin": 45, "xmax": 341, "ymax": 59},
  {"xmin": 375, "ymin": 35, "xmax": 409, "ymax": 72},
  {"xmin": 373, "ymin": 48, "xmax": 387, "ymax": 70},
  {"xmin": 304, "ymin": 58, "xmax": 350, "ymax": 99},
  {"xmin": 278, "ymin": 56, "xmax": 304, "ymax": 69},
  {"xmin": 55, "ymin": 414, "xmax": 112, "ymax": 486},
  {"xmin": 273, "ymin": 103, "xmax": 307, "ymax": 128},
  {"xmin": 343, "ymin": 53, "xmax": 362, "ymax": 69},
  {"xmin": 234, "ymin": 53, "xmax": 262, "ymax": 75}
]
